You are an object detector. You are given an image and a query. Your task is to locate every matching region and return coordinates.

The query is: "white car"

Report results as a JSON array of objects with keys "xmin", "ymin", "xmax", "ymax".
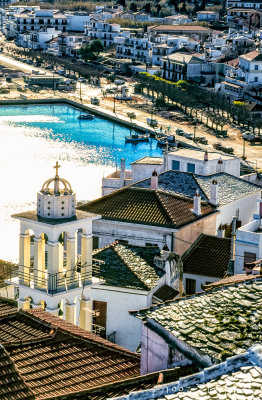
[{"xmin": 115, "ymin": 79, "xmax": 125, "ymax": 85}]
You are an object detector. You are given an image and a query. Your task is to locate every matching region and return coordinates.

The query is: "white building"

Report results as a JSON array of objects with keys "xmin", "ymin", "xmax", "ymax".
[
  {"xmin": 85, "ymin": 20, "xmax": 121, "ymax": 47},
  {"xmin": 89, "ymin": 243, "xmax": 178, "ymax": 351},
  {"xmin": 220, "ymin": 50, "xmax": 262, "ymax": 99},
  {"xmin": 27, "ymin": 27, "xmax": 61, "ymax": 50},
  {"xmin": 235, "ymin": 199, "xmax": 262, "ymax": 274},
  {"xmin": 66, "ymin": 12, "xmax": 90, "ymax": 32},
  {"xmin": 197, "ymin": 11, "xmax": 219, "ymax": 22},
  {"xmin": 164, "ymin": 15, "xmax": 192, "ymax": 25},
  {"xmin": 116, "ymin": 36, "xmax": 151, "ymax": 64},
  {"xmin": 15, "ymin": 9, "xmax": 68, "ymax": 48}
]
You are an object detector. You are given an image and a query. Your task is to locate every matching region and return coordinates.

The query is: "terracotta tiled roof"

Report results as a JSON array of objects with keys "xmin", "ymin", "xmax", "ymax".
[
  {"xmin": 181, "ymin": 234, "xmax": 231, "ymax": 278},
  {"xmin": 149, "ymin": 25, "xmax": 212, "ymax": 32},
  {"xmin": 93, "ymin": 243, "xmax": 163, "ymax": 290},
  {"xmin": 0, "ymin": 309, "xmax": 140, "ymax": 399},
  {"xmin": 0, "ymin": 297, "xmax": 17, "ymax": 318},
  {"xmin": 54, "ymin": 365, "xmax": 197, "ymax": 399},
  {"xmin": 240, "ymin": 50, "xmax": 262, "ymax": 61},
  {"xmin": 131, "ymin": 278, "xmax": 262, "ymax": 361},
  {"xmin": 203, "ymin": 273, "xmax": 262, "ymax": 290},
  {"xmin": 0, "ymin": 312, "xmax": 53, "ymax": 344},
  {"xmin": 77, "ymin": 187, "xmax": 215, "ymax": 229},
  {"xmin": 0, "ymin": 346, "xmax": 35, "ymax": 400}
]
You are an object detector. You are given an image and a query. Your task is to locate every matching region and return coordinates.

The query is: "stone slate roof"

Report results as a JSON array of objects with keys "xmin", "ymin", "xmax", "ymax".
[
  {"xmin": 93, "ymin": 243, "xmax": 163, "ymax": 291},
  {"xmin": 0, "ymin": 308, "xmax": 140, "ymax": 399},
  {"xmin": 78, "ymin": 187, "xmax": 215, "ymax": 229},
  {"xmin": 113, "ymin": 345, "xmax": 262, "ymax": 400},
  {"xmin": 131, "ymin": 278, "xmax": 262, "ymax": 361},
  {"xmin": 153, "ymin": 284, "xmax": 179, "ymax": 301},
  {"xmin": 181, "ymin": 233, "xmax": 231, "ymax": 278},
  {"xmin": 195, "ymin": 173, "xmax": 261, "ymax": 206},
  {"xmin": 132, "ymin": 171, "xmax": 261, "ymax": 206}
]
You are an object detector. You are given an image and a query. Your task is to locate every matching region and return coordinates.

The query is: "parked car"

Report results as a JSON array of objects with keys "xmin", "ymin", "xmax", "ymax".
[
  {"xmin": 176, "ymin": 129, "xmax": 185, "ymax": 136},
  {"xmin": 184, "ymin": 133, "xmax": 193, "ymax": 140},
  {"xmin": 213, "ymin": 142, "xmax": 223, "ymax": 150},
  {"xmin": 196, "ymin": 136, "xmax": 208, "ymax": 145}
]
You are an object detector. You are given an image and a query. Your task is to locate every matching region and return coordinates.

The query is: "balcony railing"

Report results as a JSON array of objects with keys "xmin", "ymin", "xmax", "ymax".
[{"xmin": 6, "ymin": 259, "xmax": 104, "ymax": 295}]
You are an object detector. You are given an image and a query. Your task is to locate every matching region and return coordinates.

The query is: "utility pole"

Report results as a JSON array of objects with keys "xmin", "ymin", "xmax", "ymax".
[
  {"xmin": 113, "ymin": 92, "xmax": 116, "ymax": 113},
  {"xmin": 243, "ymin": 138, "xmax": 246, "ymax": 160}
]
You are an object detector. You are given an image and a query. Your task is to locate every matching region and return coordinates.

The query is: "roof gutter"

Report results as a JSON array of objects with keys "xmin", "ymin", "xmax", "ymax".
[{"xmin": 145, "ymin": 318, "xmax": 213, "ymax": 369}]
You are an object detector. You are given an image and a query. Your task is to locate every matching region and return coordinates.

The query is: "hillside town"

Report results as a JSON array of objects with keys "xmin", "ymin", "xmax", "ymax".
[{"xmin": 0, "ymin": 0, "xmax": 261, "ymax": 399}]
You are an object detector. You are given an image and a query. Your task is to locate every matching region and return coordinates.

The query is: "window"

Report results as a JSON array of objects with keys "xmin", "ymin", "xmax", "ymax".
[
  {"xmin": 172, "ymin": 160, "xmax": 180, "ymax": 170},
  {"xmin": 93, "ymin": 300, "xmax": 107, "ymax": 339},
  {"xmin": 185, "ymin": 278, "xmax": 196, "ymax": 295},
  {"xmin": 244, "ymin": 252, "xmax": 256, "ymax": 264},
  {"xmin": 93, "ymin": 236, "xmax": 99, "ymax": 250},
  {"xmin": 254, "ymin": 77, "xmax": 258, "ymax": 82},
  {"xmin": 187, "ymin": 163, "xmax": 195, "ymax": 173},
  {"xmin": 254, "ymin": 64, "xmax": 259, "ymax": 70},
  {"xmin": 145, "ymin": 243, "xmax": 158, "ymax": 247}
]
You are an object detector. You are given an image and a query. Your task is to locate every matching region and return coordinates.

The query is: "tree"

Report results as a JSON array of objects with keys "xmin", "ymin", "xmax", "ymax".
[
  {"xmin": 129, "ymin": 2, "xmax": 138, "ymax": 12},
  {"xmin": 90, "ymin": 39, "xmax": 104, "ymax": 55},
  {"xmin": 117, "ymin": 0, "xmax": 126, "ymax": 6},
  {"xmin": 79, "ymin": 40, "xmax": 104, "ymax": 62}
]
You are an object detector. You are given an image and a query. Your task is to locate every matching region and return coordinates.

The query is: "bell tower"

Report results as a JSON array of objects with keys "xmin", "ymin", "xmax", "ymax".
[{"xmin": 11, "ymin": 162, "xmax": 101, "ymax": 326}]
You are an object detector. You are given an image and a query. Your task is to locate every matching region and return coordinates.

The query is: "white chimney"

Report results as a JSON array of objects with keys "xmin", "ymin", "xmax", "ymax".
[
  {"xmin": 120, "ymin": 158, "xmax": 125, "ymax": 187},
  {"xmin": 151, "ymin": 170, "xmax": 158, "ymax": 190},
  {"xmin": 210, "ymin": 179, "xmax": 219, "ymax": 206},
  {"xmin": 193, "ymin": 189, "xmax": 201, "ymax": 215}
]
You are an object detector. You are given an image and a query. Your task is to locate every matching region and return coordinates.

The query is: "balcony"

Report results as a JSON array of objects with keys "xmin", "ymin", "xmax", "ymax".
[{"xmin": 5, "ymin": 259, "xmax": 104, "ymax": 295}]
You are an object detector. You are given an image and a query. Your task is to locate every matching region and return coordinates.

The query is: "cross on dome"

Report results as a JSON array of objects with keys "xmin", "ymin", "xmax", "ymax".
[{"xmin": 54, "ymin": 161, "xmax": 61, "ymax": 177}]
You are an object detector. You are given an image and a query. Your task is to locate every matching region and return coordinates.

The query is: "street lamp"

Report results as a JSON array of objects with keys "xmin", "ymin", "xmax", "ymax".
[
  {"xmin": 113, "ymin": 92, "xmax": 116, "ymax": 113},
  {"xmin": 243, "ymin": 138, "xmax": 246, "ymax": 160},
  {"xmin": 193, "ymin": 119, "xmax": 197, "ymax": 142},
  {"xmin": 79, "ymin": 79, "xmax": 82, "ymax": 103}
]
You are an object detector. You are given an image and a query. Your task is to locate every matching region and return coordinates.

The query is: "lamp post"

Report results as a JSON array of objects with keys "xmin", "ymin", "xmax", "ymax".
[
  {"xmin": 53, "ymin": 70, "xmax": 55, "ymax": 96},
  {"xmin": 113, "ymin": 92, "xmax": 116, "ymax": 113},
  {"xmin": 79, "ymin": 80, "xmax": 82, "ymax": 103},
  {"xmin": 193, "ymin": 119, "xmax": 197, "ymax": 142},
  {"xmin": 243, "ymin": 138, "xmax": 246, "ymax": 160}
]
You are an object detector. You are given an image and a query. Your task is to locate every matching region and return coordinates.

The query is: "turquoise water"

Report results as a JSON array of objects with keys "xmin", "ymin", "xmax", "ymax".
[
  {"xmin": 0, "ymin": 103, "xmax": 163, "ymax": 261},
  {"xmin": 0, "ymin": 103, "xmax": 162, "ymax": 167}
]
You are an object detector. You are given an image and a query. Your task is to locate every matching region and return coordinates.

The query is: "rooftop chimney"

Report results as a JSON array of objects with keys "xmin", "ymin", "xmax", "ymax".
[
  {"xmin": 193, "ymin": 189, "xmax": 201, "ymax": 215},
  {"xmin": 204, "ymin": 150, "xmax": 208, "ymax": 161},
  {"xmin": 210, "ymin": 179, "xmax": 219, "ymax": 206},
  {"xmin": 151, "ymin": 169, "xmax": 158, "ymax": 190},
  {"xmin": 217, "ymin": 157, "xmax": 224, "ymax": 172},
  {"xmin": 120, "ymin": 158, "xmax": 125, "ymax": 187}
]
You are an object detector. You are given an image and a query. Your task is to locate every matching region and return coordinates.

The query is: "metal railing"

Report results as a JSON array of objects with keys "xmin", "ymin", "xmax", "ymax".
[{"xmin": 7, "ymin": 259, "xmax": 104, "ymax": 295}]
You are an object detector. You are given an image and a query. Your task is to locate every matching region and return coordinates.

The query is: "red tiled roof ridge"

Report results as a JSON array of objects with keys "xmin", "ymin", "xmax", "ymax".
[
  {"xmin": 25, "ymin": 309, "xmax": 140, "ymax": 358},
  {"xmin": 92, "ymin": 240, "xmax": 119, "ymax": 256},
  {"xmin": 42, "ymin": 365, "xmax": 194, "ymax": 400},
  {"xmin": 203, "ymin": 273, "xmax": 262, "ymax": 290},
  {"xmin": 129, "ymin": 276, "xmax": 262, "ymax": 317}
]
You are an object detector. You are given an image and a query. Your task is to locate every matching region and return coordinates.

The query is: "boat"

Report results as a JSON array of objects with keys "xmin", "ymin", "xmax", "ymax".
[
  {"xmin": 78, "ymin": 113, "xmax": 94, "ymax": 120},
  {"xmin": 156, "ymin": 134, "xmax": 178, "ymax": 147},
  {"xmin": 125, "ymin": 133, "xmax": 150, "ymax": 143}
]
